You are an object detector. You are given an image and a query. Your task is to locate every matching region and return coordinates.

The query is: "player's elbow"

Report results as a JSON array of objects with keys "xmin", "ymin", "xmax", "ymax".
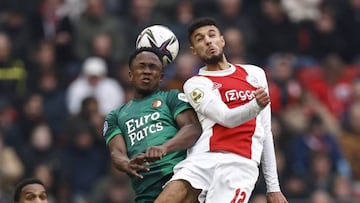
[
  {"xmin": 187, "ymin": 124, "xmax": 203, "ymax": 146},
  {"xmin": 217, "ymin": 110, "xmax": 238, "ymax": 128},
  {"xmin": 221, "ymin": 121, "xmax": 238, "ymax": 128},
  {"xmin": 193, "ymin": 125, "xmax": 203, "ymax": 142}
]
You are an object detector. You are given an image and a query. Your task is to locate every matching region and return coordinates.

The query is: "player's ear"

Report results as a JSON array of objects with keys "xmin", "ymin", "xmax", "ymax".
[
  {"xmin": 190, "ymin": 46, "xmax": 197, "ymax": 56},
  {"xmin": 128, "ymin": 70, "xmax": 133, "ymax": 80},
  {"xmin": 221, "ymin": 35, "xmax": 225, "ymax": 47}
]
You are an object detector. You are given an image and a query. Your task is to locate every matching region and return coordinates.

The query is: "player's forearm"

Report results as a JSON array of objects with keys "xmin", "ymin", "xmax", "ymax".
[
  {"xmin": 202, "ymin": 98, "xmax": 262, "ymax": 128},
  {"xmin": 261, "ymin": 148, "xmax": 281, "ymax": 192},
  {"xmin": 261, "ymin": 107, "xmax": 281, "ymax": 192},
  {"xmin": 110, "ymin": 150, "xmax": 130, "ymax": 173},
  {"xmin": 162, "ymin": 123, "xmax": 202, "ymax": 153}
]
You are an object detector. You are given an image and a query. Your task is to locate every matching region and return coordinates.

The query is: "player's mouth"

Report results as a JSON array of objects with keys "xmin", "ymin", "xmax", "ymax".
[
  {"xmin": 207, "ymin": 47, "xmax": 217, "ymax": 54},
  {"xmin": 141, "ymin": 77, "xmax": 151, "ymax": 84}
]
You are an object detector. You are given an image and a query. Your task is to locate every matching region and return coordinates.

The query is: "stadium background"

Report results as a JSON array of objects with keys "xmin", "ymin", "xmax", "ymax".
[{"xmin": 1, "ymin": 0, "xmax": 360, "ymax": 202}]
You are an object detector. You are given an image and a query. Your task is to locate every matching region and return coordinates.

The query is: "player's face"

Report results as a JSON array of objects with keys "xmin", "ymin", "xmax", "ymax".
[
  {"xmin": 129, "ymin": 51, "xmax": 164, "ymax": 97},
  {"xmin": 18, "ymin": 184, "xmax": 48, "ymax": 203},
  {"xmin": 190, "ymin": 25, "xmax": 225, "ymax": 64}
]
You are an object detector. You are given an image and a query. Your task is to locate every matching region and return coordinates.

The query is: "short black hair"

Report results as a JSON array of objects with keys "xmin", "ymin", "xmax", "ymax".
[
  {"xmin": 187, "ymin": 17, "xmax": 218, "ymax": 43},
  {"xmin": 128, "ymin": 47, "xmax": 163, "ymax": 68},
  {"xmin": 13, "ymin": 178, "xmax": 45, "ymax": 202}
]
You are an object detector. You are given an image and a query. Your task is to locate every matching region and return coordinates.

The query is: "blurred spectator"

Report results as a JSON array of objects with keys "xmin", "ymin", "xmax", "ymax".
[
  {"xmin": 303, "ymin": 93, "xmax": 341, "ymax": 139},
  {"xmin": 281, "ymin": 0, "xmax": 322, "ymax": 23},
  {"xmin": 28, "ymin": 0, "xmax": 75, "ymax": 65},
  {"xmin": 27, "ymin": 41, "xmax": 64, "ymax": 91},
  {"xmin": 337, "ymin": 0, "xmax": 360, "ymax": 62},
  {"xmin": 0, "ymin": 131, "xmax": 24, "ymax": 201},
  {"xmin": 66, "ymin": 57, "xmax": 125, "ymax": 116},
  {"xmin": 168, "ymin": 0, "xmax": 195, "ymax": 47},
  {"xmin": 0, "ymin": 0, "xmax": 42, "ymax": 16},
  {"xmin": 331, "ymin": 175, "xmax": 358, "ymax": 203},
  {"xmin": 90, "ymin": 166, "xmax": 134, "ymax": 203},
  {"xmin": 0, "ymin": 128, "xmax": 25, "ymax": 195},
  {"xmin": 223, "ymin": 27, "xmax": 250, "ymax": 63},
  {"xmin": 63, "ymin": 95, "xmax": 108, "ymax": 162},
  {"xmin": 36, "ymin": 72, "xmax": 68, "ymax": 137},
  {"xmin": 58, "ymin": 0, "xmax": 86, "ymax": 21},
  {"xmin": 0, "ymin": 32, "xmax": 27, "ymax": 106},
  {"xmin": 17, "ymin": 94, "xmax": 45, "ymax": 144},
  {"xmin": 33, "ymin": 163, "xmax": 57, "ymax": 203},
  {"xmin": 308, "ymin": 6, "xmax": 347, "ymax": 61},
  {"xmin": 289, "ymin": 114, "xmax": 349, "ymax": 179},
  {"xmin": 73, "ymin": 0, "xmax": 126, "ymax": 63},
  {"xmin": 303, "ymin": 54, "xmax": 355, "ymax": 117},
  {"xmin": 349, "ymin": 78, "xmax": 360, "ymax": 102},
  {"xmin": 253, "ymin": 0, "xmax": 297, "ymax": 64},
  {"xmin": 19, "ymin": 123, "xmax": 62, "ymax": 179},
  {"xmin": 162, "ymin": 51, "xmax": 199, "ymax": 91},
  {"xmin": 307, "ymin": 152, "xmax": 338, "ymax": 192},
  {"xmin": 266, "ymin": 53, "xmax": 303, "ymax": 114},
  {"xmin": 0, "ymin": 98, "xmax": 21, "ymax": 149},
  {"xmin": 103, "ymin": 0, "xmax": 129, "ymax": 17},
  {"xmin": 282, "ymin": 175, "xmax": 310, "ymax": 199},
  {"xmin": 122, "ymin": 0, "xmax": 157, "ymax": 55},
  {"xmin": 214, "ymin": 0, "xmax": 257, "ymax": 53},
  {"xmin": 90, "ymin": 32, "xmax": 118, "ymax": 77},
  {"xmin": 340, "ymin": 101, "xmax": 360, "ymax": 182},
  {"xmin": 310, "ymin": 190, "xmax": 335, "ymax": 203},
  {"xmin": 25, "ymin": 41, "xmax": 69, "ymax": 137},
  {"xmin": 114, "ymin": 62, "xmax": 135, "ymax": 102},
  {"xmin": 61, "ymin": 125, "xmax": 108, "ymax": 202},
  {"xmin": 0, "ymin": 7, "xmax": 29, "ymax": 59}
]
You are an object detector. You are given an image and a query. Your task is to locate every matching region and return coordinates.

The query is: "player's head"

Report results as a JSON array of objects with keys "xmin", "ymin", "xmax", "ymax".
[
  {"xmin": 128, "ymin": 47, "xmax": 164, "ymax": 98},
  {"xmin": 187, "ymin": 17, "xmax": 225, "ymax": 65},
  {"xmin": 13, "ymin": 178, "xmax": 48, "ymax": 203}
]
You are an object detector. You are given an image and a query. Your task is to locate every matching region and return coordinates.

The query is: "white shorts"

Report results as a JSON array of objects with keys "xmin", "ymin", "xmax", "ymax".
[{"xmin": 170, "ymin": 151, "xmax": 259, "ymax": 203}]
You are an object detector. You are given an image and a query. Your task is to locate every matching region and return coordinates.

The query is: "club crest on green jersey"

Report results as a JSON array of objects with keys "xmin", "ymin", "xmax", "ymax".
[{"xmin": 152, "ymin": 99, "xmax": 162, "ymax": 108}]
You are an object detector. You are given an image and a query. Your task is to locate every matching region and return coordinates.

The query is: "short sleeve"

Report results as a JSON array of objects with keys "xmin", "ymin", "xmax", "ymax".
[
  {"xmin": 166, "ymin": 90, "xmax": 193, "ymax": 119},
  {"xmin": 103, "ymin": 110, "xmax": 122, "ymax": 145}
]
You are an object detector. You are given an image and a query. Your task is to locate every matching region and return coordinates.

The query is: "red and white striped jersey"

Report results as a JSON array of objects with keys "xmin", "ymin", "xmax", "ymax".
[{"xmin": 183, "ymin": 63, "xmax": 280, "ymax": 192}]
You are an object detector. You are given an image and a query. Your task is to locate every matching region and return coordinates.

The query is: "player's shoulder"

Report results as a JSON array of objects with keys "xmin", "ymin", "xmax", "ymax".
[
  {"xmin": 184, "ymin": 75, "xmax": 213, "ymax": 87},
  {"xmin": 105, "ymin": 103, "xmax": 127, "ymax": 118},
  {"xmin": 236, "ymin": 64, "xmax": 266, "ymax": 75},
  {"xmin": 158, "ymin": 89, "xmax": 180, "ymax": 98},
  {"xmin": 160, "ymin": 89, "xmax": 188, "ymax": 103}
]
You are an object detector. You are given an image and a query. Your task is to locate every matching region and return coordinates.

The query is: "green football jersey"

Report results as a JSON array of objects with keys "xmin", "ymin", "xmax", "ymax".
[{"xmin": 103, "ymin": 90, "xmax": 192, "ymax": 203}]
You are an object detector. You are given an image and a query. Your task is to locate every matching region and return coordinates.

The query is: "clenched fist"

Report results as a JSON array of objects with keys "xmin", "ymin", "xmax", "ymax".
[{"xmin": 254, "ymin": 87, "xmax": 270, "ymax": 107}]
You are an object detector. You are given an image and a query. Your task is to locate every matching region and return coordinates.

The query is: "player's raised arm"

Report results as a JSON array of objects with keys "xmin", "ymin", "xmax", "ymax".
[{"xmin": 184, "ymin": 76, "xmax": 269, "ymax": 128}]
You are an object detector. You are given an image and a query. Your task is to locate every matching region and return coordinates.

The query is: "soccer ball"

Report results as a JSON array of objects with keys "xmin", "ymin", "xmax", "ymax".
[{"xmin": 136, "ymin": 25, "xmax": 179, "ymax": 66}]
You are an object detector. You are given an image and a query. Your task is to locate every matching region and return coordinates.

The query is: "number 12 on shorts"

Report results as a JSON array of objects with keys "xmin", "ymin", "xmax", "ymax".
[{"xmin": 230, "ymin": 188, "xmax": 247, "ymax": 203}]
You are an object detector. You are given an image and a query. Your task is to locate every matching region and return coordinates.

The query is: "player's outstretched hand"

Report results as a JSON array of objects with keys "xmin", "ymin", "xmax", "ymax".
[
  {"xmin": 125, "ymin": 153, "xmax": 150, "ymax": 179},
  {"xmin": 254, "ymin": 87, "xmax": 270, "ymax": 108},
  {"xmin": 266, "ymin": 191, "xmax": 288, "ymax": 203},
  {"xmin": 145, "ymin": 145, "xmax": 167, "ymax": 162}
]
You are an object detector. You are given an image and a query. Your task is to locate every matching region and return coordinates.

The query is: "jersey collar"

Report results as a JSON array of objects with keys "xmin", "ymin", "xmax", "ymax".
[{"xmin": 198, "ymin": 63, "xmax": 236, "ymax": 76}]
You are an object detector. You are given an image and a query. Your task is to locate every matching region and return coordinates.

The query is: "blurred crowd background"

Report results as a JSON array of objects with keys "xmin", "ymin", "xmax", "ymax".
[{"xmin": 1, "ymin": 0, "xmax": 360, "ymax": 203}]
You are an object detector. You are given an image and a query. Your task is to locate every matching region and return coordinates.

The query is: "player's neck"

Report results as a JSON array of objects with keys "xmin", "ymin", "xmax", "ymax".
[
  {"xmin": 133, "ymin": 89, "xmax": 158, "ymax": 99},
  {"xmin": 205, "ymin": 60, "xmax": 230, "ymax": 71}
]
